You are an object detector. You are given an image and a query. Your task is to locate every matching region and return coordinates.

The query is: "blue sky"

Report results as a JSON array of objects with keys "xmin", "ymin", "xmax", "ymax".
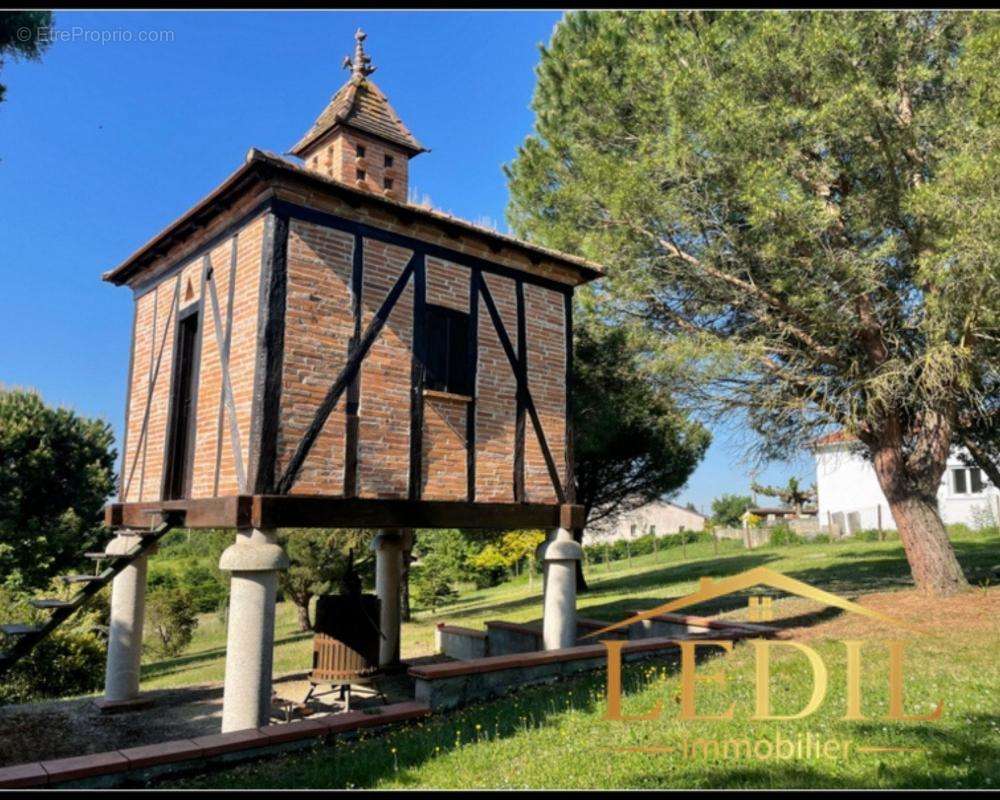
[{"xmin": 0, "ymin": 10, "xmax": 812, "ymax": 512}]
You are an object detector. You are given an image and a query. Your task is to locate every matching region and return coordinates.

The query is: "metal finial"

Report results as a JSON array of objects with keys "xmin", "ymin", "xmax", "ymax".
[{"xmin": 343, "ymin": 27, "xmax": 376, "ymax": 80}]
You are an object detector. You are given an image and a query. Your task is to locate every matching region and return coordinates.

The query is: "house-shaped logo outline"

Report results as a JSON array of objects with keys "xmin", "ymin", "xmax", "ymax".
[{"xmin": 582, "ymin": 566, "xmax": 932, "ymax": 639}]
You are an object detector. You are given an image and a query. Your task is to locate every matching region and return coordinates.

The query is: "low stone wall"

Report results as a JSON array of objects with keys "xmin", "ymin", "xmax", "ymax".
[
  {"xmin": 484, "ymin": 620, "xmax": 543, "ymax": 655},
  {"xmin": 410, "ymin": 637, "xmax": 688, "ymax": 711},
  {"xmin": 435, "ymin": 624, "xmax": 488, "ymax": 660}
]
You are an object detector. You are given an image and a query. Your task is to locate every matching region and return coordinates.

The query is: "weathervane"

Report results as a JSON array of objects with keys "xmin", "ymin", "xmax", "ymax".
[{"xmin": 342, "ymin": 28, "xmax": 376, "ymax": 79}]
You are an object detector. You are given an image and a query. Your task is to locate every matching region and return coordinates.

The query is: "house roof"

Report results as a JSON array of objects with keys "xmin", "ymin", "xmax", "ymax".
[
  {"xmin": 102, "ymin": 148, "xmax": 605, "ymax": 287},
  {"xmin": 290, "ymin": 29, "xmax": 426, "ymax": 157},
  {"xmin": 289, "ymin": 75, "xmax": 426, "ymax": 157},
  {"xmin": 811, "ymin": 430, "xmax": 858, "ymax": 447}
]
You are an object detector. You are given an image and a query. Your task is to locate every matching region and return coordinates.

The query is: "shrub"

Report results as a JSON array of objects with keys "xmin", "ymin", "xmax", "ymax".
[
  {"xmin": 0, "ymin": 626, "xmax": 107, "ymax": 704},
  {"xmin": 145, "ymin": 587, "xmax": 198, "ymax": 658},
  {"xmin": 767, "ymin": 524, "xmax": 804, "ymax": 547},
  {"xmin": 811, "ymin": 533, "xmax": 831, "ymax": 544},
  {"xmin": 183, "ymin": 563, "xmax": 228, "ymax": 613},
  {"xmin": 410, "ymin": 567, "xmax": 458, "ymax": 611},
  {"xmin": 0, "ymin": 585, "xmax": 107, "ymax": 703}
]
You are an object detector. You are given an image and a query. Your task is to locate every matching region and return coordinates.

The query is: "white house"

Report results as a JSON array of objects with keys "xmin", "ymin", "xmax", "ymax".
[
  {"xmin": 813, "ymin": 431, "xmax": 1000, "ymax": 534},
  {"xmin": 587, "ymin": 499, "xmax": 707, "ymax": 544}
]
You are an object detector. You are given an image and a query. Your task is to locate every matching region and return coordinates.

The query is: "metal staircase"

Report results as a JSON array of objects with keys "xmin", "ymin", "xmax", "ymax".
[{"xmin": 0, "ymin": 511, "xmax": 181, "ymax": 678}]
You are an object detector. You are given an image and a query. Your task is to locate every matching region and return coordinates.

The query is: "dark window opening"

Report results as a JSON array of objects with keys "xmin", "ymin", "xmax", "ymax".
[
  {"xmin": 356, "ymin": 168, "xmax": 366, "ymax": 182},
  {"xmin": 164, "ymin": 311, "xmax": 199, "ymax": 500},
  {"xmin": 356, "ymin": 144, "xmax": 366, "ymax": 158},
  {"xmin": 384, "ymin": 154, "xmax": 394, "ymax": 168},
  {"xmin": 383, "ymin": 177, "xmax": 394, "ymax": 190},
  {"xmin": 970, "ymin": 468, "xmax": 984, "ymax": 494},
  {"xmin": 953, "ymin": 468, "xmax": 968, "ymax": 494},
  {"xmin": 425, "ymin": 304, "xmax": 472, "ymax": 396}
]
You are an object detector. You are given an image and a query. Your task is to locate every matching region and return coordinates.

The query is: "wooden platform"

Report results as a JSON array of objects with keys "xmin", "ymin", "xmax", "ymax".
[{"xmin": 105, "ymin": 495, "xmax": 585, "ymax": 531}]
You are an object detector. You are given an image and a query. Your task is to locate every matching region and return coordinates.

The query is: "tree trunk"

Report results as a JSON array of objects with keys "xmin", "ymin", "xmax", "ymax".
[
  {"xmin": 295, "ymin": 596, "xmax": 312, "ymax": 632},
  {"xmin": 871, "ymin": 436, "xmax": 969, "ymax": 597},
  {"xmin": 884, "ymin": 493, "xmax": 969, "ymax": 596}
]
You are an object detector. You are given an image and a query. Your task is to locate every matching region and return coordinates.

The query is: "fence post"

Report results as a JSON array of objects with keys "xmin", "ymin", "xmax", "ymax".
[{"xmin": 877, "ymin": 505, "xmax": 883, "ymax": 540}]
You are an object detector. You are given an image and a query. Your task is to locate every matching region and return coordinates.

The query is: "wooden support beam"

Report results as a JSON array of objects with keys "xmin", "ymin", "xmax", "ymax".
[
  {"xmin": 409, "ymin": 254, "xmax": 427, "ymax": 501},
  {"xmin": 563, "ymin": 292, "xmax": 576, "ymax": 505},
  {"xmin": 514, "ymin": 279, "xmax": 526, "ymax": 502},
  {"xmin": 252, "ymin": 496, "xmax": 580, "ymax": 531},
  {"xmin": 249, "ymin": 212, "xmax": 289, "ymax": 494},
  {"xmin": 466, "ymin": 269, "xmax": 479, "ymax": 501},
  {"xmin": 107, "ymin": 495, "xmax": 585, "ymax": 531},
  {"xmin": 343, "ymin": 234, "xmax": 364, "ymax": 498}
]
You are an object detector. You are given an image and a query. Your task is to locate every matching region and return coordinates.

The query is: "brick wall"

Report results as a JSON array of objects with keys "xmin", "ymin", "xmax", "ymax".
[
  {"xmin": 120, "ymin": 214, "xmax": 264, "ymax": 502},
  {"xmin": 302, "ymin": 129, "xmax": 410, "ymax": 203},
  {"xmin": 475, "ymin": 273, "xmax": 519, "ymax": 502},
  {"xmin": 119, "ymin": 200, "xmax": 570, "ymax": 507},
  {"xmin": 275, "ymin": 220, "xmax": 355, "ymax": 494},
  {"xmin": 523, "ymin": 283, "xmax": 566, "ymax": 503},
  {"xmin": 357, "ymin": 239, "xmax": 415, "ymax": 498}
]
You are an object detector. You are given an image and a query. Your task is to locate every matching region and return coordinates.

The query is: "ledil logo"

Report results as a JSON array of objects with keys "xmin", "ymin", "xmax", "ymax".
[{"xmin": 584, "ymin": 567, "xmax": 942, "ymax": 761}]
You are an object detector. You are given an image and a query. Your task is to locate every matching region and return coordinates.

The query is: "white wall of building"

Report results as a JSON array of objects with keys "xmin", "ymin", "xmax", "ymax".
[
  {"xmin": 815, "ymin": 443, "xmax": 999, "ymax": 532},
  {"xmin": 588, "ymin": 500, "xmax": 706, "ymax": 544}
]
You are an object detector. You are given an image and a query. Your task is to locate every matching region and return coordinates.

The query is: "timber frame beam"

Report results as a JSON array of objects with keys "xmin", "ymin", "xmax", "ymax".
[{"xmin": 106, "ymin": 496, "xmax": 585, "ymax": 532}]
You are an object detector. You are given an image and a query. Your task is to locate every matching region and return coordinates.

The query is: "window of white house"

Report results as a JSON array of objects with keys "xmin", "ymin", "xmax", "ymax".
[
  {"xmin": 952, "ymin": 467, "xmax": 987, "ymax": 495},
  {"xmin": 649, "ymin": 525, "xmax": 656, "ymax": 536}
]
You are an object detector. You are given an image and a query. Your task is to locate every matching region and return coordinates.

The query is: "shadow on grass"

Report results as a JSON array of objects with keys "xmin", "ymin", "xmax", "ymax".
[
  {"xmin": 141, "ymin": 630, "xmax": 312, "ymax": 681},
  {"xmin": 653, "ymin": 713, "xmax": 1000, "ymax": 789}
]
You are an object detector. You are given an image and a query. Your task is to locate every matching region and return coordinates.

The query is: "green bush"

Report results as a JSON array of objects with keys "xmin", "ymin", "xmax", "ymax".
[
  {"xmin": 767, "ymin": 525, "xmax": 804, "ymax": 546},
  {"xmin": 183, "ymin": 563, "xmax": 228, "ymax": 613},
  {"xmin": 411, "ymin": 566, "xmax": 458, "ymax": 610},
  {"xmin": 0, "ymin": 626, "xmax": 107, "ymax": 704},
  {"xmin": 0, "ymin": 585, "xmax": 107, "ymax": 703},
  {"xmin": 811, "ymin": 533, "xmax": 831, "ymax": 544},
  {"xmin": 145, "ymin": 587, "xmax": 198, "ymax": 658}
]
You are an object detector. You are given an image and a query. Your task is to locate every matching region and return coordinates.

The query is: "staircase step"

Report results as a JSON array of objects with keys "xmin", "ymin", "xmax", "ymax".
[
  {"xmin": 0, "ymin": 624, "xmax": 43, "ymax": 636},
  {"xmin": 60, "ymin": 575, "xmax": 105, "ymax": 584},
  {"xmin": 112, "ymin": 528, "xmax": 161, "ymax": 538},
  {"xmin": 29, "ymin": 599, "xmax": 76, "ymax": 610}
]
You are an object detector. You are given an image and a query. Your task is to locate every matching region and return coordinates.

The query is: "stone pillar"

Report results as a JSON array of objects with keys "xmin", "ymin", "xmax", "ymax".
[
  {"xmin": 101, "ymin": 532, "xmax": 150, "ymax": 706},
  {"xmin": 219, "ymin": 528, "xmax": 289, "ymax": 733},
  {"xmin": 539, "ymin": 528, "xmax": 583, "ymax": 650},
  {"xmin": 372, "ymin": 530, "xmax": 412, "ymax": 667}
]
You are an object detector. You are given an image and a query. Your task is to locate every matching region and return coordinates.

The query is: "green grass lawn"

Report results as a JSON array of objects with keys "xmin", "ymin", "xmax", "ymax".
[{"xmin": 158, "ymin": 530, "xmax": 999, "ymax": 789}]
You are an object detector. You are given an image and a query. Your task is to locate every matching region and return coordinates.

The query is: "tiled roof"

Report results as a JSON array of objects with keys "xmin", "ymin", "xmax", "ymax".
[
  {"xmin": 103, "ymin": 149, "xmax": 604, "ymax": 286},
  {"xmin": 290, "ymin": 76, "xmax": 426, "ymax": 156},
  {"xmin": 812, "ymin": 430, "xmax": 858, "ymax": 447}
]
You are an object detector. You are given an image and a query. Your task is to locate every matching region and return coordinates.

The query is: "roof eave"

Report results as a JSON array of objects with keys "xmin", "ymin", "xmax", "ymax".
[
  {"xmin": 289, "ymin": 119, "xmax": 428, "ymax": 159},
  {"xmin": 105, "ymin": 148, "xmax": 603, "ymax": 288}
]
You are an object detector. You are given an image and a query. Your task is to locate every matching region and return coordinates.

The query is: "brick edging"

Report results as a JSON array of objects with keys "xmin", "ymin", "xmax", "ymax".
[{"xmin": 0, "ymin": 701, "xmax": 430, "ymax": 788}]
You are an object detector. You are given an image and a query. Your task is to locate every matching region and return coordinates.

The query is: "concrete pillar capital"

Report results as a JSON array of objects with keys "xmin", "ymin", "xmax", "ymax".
[
  {"xmin": 371, "ymin": 528, "xmax": 413, "ymax": 553},
  {"xmin": 539, "ymin": 527, "xmax": 583, "ymax": 563},
  {"xmin": 219, "ymin": 528, "xmax": 289, "ymax": 573}
]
